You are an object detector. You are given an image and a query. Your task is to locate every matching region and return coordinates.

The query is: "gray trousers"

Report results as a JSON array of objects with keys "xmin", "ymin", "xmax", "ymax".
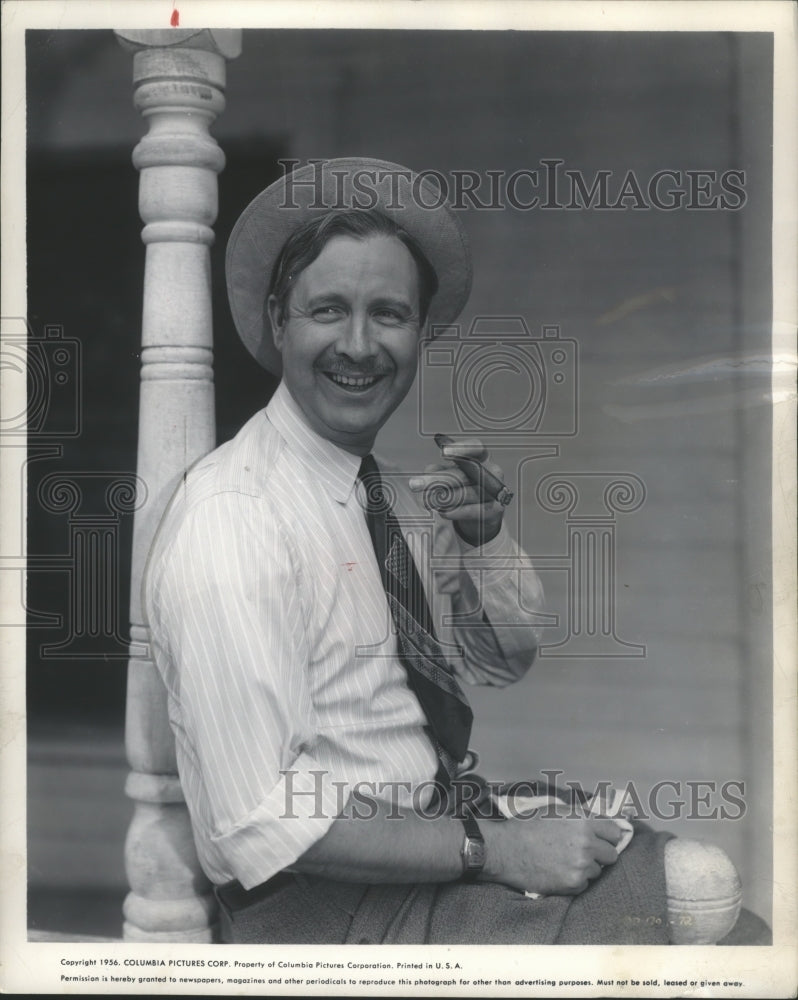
[{"xmin": 217, "ymin": 821, "xmax": 680, "ymax": 945}]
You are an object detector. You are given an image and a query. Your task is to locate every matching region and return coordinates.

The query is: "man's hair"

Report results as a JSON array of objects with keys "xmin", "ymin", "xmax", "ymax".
[{"xmin": 267, "ymin": 209, "xmax": 439, "ymax": 325}]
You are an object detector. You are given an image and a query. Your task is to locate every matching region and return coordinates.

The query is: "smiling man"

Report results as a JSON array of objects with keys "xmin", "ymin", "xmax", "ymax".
[
  {"xmin": 267, "ymin": 212, "xmax": 428, "ymax": 455},
  {"xmin": 143, "ymin": 159, "xmax": 741, "ymax": 946}
]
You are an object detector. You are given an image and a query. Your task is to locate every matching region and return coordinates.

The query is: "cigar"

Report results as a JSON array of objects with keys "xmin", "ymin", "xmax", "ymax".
[{"xmin": 434, "ymin": 433, "xmax": 514, "ymax": 507}]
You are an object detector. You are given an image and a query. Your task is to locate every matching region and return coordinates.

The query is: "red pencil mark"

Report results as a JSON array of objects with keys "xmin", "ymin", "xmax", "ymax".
[
  {"xmin": 170, "ymin": 7, "xmax": 180, "ymax": 26},
  {"xmin": 342, "ymin": 562, "xmax": 357, "ymax": 573}
]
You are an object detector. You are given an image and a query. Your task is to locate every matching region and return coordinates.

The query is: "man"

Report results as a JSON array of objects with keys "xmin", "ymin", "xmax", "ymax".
[{"xmin": 144, "ymin": 158, "xmax": 744, "ymax": 945}]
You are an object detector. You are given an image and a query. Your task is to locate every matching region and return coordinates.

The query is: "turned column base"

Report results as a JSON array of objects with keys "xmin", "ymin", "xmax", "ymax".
[{"xmin": 122, "ymin": 771, "xmax": 218, "ymax": 942}]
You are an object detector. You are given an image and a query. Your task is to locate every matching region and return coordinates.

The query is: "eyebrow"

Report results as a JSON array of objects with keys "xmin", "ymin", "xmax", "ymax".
[
  {"xmin": 305, "ymin": 292, "xmax": 416, "ymax": 313},
  {"xmin": 370, "ymin": 295, "xmax": 415, "ymax": 314},
  {"xmin": 305, "ymin": 292, "xmax": 349, "ymax": 309}
]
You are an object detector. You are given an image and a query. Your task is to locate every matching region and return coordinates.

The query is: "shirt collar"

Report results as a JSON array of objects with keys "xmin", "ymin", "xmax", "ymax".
[{"xmin": 265, "ymin": 381, "xmax": 364, "ymax": 504}]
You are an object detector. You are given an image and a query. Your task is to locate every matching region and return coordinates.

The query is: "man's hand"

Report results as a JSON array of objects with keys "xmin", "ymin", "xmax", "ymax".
[
  {"xmin": 409, "ymin": 438, "xmax": 505, "ymax": 547},
  {"xmin": 483, "ymin": 815, "xmax": 623, "ymax": 896},
  {"xmin": 297, "ymin": 799, "xmax": 624, "ymax": 896}
]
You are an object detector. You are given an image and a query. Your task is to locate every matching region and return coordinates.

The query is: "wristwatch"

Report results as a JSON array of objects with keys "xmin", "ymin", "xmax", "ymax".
[{"xmin": 459, "ymin": 810, "xmax": 486, "ymax": 882}]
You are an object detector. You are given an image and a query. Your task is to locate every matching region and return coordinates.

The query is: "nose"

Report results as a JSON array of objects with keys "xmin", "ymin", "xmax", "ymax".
[{"xmin": 334, "ymin": 311, "xmax": 377, "ymax": 363}]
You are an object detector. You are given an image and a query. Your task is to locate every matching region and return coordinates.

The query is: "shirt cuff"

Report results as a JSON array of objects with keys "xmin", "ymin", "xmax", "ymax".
[
  {"xmin": 210, "ymin": 753, "xmax": 344, "ymax": 890},
  {"xmin": 459, "ymin": 522, "xmax": 516, "ymax": 564},
  {"xmin": 459, "ymin": 524, "xmax": 545, "ymax": 662}
]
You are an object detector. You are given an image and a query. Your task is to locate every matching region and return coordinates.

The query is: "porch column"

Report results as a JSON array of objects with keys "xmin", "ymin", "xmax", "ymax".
[{"xmin": 115, "ymin": 27, "xmax": 241, "ymax": 942}]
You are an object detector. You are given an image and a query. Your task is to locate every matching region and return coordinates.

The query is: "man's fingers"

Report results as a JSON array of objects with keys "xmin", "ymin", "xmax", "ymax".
[
  {"xmin": 439, "ymin": 438, "xmax": 489, "ymax": 462},
  {"xmin": 592, "ymin": 818, "xmax": 626, "ymax": 845},
  {"xmin": 415, "ymin": 455, "xmax": 506, "ymax": 502},
  {"xmin": 586, "ymin": 860, "xmax": 605, "ymax": 882},
  {"xmin": 567, "ymin": 877, "xmax": 591, "ymax": 895},
  {"xmin": 409, "ymin": 469, "xmax": 470, "ymax": 495},
  {"xmin": 409, "ymin": 474, "xmax": 495, "ymax": 517},
  {"xmin": 594, "ymin": 841, "xmax": 619, "ymax": 867},
  {"xmin": 437, "ymin": 501, "xmax": 501, "ymax": 521},
  {"xmin": 409, "ymin": 469, "xmax": 489, "ymax": 509}
]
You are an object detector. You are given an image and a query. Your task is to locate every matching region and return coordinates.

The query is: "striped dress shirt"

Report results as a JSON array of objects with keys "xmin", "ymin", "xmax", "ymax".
[{"xmin": 144, "ymin": 381, "xmax": 545, "ymax": 890}]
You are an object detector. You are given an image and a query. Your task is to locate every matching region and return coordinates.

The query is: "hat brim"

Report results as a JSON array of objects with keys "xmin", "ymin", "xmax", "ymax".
[{"xmin": 225, "ymin": 157, "xmax": 472, "ymax": 374}]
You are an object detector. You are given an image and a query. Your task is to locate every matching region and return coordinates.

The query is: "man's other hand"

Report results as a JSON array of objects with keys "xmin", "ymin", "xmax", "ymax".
[
  {"xmin": 483, "ymin": 815, "xmax": 623, "ymax": 896},
  {"xmin": 409, "ymin": 438, "xmax": 505, "ymax": 547}
]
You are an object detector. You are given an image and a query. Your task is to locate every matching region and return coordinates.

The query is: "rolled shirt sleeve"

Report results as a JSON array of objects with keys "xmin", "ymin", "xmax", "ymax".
[{"xmin": 432, "ymin": 520, "xmax": 546, "ymax": 687}]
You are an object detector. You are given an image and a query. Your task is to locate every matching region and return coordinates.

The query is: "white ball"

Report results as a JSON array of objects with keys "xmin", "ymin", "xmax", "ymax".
[{"xmin": 665, "ymin": 838, "xmax": 743, "ymax": 944}]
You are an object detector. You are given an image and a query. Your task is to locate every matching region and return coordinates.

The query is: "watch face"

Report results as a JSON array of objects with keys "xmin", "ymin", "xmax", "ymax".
[{"xmin": 465, "ymin": 837, "xmax": 486, "ymax": 869}]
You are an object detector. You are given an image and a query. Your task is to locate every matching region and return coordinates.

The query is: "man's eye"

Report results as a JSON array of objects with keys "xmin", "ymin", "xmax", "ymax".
[
  {"xmin": 373, "ymin": 308, "xmax": 405, "ymax": 324},
  {"xmin": 312, "ymin": 305, "xmax": 344, "ymax": 321}
]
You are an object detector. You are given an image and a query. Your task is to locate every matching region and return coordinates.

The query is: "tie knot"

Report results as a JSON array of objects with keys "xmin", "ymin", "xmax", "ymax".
[{"xmin": 358, "ymin": 453, "xmax": 380, "ymax": 482}]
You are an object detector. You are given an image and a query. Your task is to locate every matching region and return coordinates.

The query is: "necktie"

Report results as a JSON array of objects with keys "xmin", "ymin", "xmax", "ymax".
[{"xmin": 357, "ymin": 454, "xmax": 474, "ymax": 771}]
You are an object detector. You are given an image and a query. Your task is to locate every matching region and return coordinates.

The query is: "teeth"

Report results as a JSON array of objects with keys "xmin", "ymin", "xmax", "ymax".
[{"xmin": 328, "ymin": 373, "xmax": 379, "ymax": 388}]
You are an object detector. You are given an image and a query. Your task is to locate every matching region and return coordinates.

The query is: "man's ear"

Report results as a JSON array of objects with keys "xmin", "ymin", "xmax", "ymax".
[{"xmin": 267, "ymin": 294, "xmax": 284, "ymax": 351}]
